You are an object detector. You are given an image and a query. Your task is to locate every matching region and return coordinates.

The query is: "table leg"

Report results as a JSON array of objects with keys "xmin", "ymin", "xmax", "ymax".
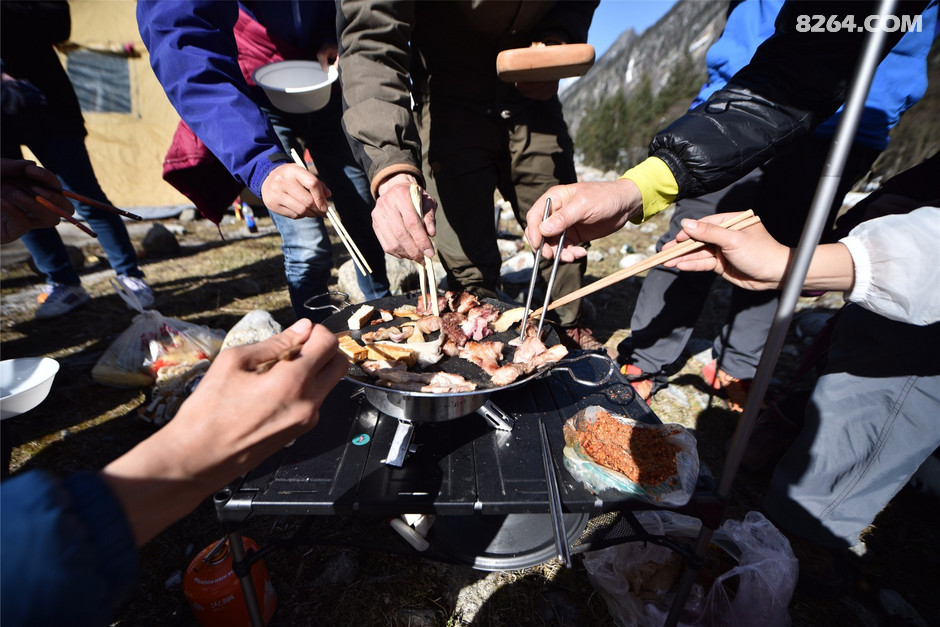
[{"xmin": 227, "ymin": 529, "xmax": 266, "ymax": 627}]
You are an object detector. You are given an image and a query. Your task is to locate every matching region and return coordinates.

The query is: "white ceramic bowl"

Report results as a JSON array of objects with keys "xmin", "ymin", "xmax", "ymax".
[
  {"xmin": 0, "ymin": 357, "xmax": 60, "ymax": 420},
  {"xmin": 253, "ymin": 61, "xmax": 338, "ymax": 113}
]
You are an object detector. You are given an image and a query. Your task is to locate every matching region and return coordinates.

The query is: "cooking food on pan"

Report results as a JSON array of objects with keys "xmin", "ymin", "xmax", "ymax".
[{"xmin": 337, "ymin": 291, "xmax": 568, "ymax": 393}]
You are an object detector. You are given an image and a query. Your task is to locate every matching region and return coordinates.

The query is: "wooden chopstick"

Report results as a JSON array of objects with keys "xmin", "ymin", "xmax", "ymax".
[
  {"xmin": 410, "ymin": 183, "xmax": 439, "ymax": 316},
  {"xmin": 289, "ymin": 149, "xmax": 371, "ymax": 275},
  {"xmin": 59, "ymin": 190, "xmax": 143, "ymax": 221},
  {"xmin": 254, "ymin": 344, "xmax": 303, "ymax": 373},
  {"xmin": 13, "ymin": 183, "xmax": 98, "ymax": 238},
  {"xmin": 532, "ymin": 210, "xmax": 760, "ymax": 317}
]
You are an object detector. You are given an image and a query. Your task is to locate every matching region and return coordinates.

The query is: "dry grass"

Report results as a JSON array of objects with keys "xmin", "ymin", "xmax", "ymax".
[{"xmin": 2, "ymin": 209, "xmax": 938, "ymax": 626}]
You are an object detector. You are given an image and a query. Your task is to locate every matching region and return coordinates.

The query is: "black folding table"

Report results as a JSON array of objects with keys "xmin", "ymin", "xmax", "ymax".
[{"xmin": 214, "ymin": 352, "xmax": 721, "ymax": 626}]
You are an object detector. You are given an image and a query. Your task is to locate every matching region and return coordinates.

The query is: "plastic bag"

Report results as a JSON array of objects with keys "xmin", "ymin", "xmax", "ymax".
[
  {"xmin": 562, "ymin": 406, "xmax": 699, "ymax": 506},
  {"xmin": 92, "ymin": 279, "xmax": 224, "ymax": 387},
  {"xmin": 584, "ymin": 511, "xmax": 798, "ymax": 627}
]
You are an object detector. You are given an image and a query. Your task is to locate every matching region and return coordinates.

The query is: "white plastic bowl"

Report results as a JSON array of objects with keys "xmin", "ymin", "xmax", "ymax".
[
  {"xmin": 253, "ymin": 61, "xmax": 338, "ymax": 113},
  {"xmin": 0, "ymin": 357, "xmax": 60, "ymax": 420}
]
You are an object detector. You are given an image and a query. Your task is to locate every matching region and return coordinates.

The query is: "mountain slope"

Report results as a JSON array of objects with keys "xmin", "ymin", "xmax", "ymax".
[{"xmin": 562, "ymin": 0, "xmax": 728, "ymax": 138}]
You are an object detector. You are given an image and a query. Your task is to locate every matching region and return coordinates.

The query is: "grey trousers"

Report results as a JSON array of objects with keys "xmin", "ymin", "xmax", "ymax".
[
  {"xmin": 763, "ymin": 304, "xmax": 940, "ymax": 548},
  {"xmin": 623, "ymin": 138, "xmax": 880, "ymax": 379}
]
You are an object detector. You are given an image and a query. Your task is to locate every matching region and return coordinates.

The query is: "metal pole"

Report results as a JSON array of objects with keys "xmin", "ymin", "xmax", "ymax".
[
  {"xmin": 228, "ymin": 529, "xmax": 266, "ymax": 627},
  {"xmin": 664, "ymin": 1, "xmax": 897, "ymax": 624}
]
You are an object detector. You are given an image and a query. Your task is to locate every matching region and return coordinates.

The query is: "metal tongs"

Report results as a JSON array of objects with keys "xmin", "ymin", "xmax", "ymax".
[
  {"xmin": 519, "ymin": 198, "xmax": 567, "ymax": 342},
  {"xmin": 539, "ymin": 419, "xmax": 571, "ymax": 567}
]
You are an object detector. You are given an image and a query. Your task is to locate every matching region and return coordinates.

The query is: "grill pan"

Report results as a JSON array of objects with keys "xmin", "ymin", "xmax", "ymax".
[{"xmin": 319, "ymin": 292, "xmax": 567, "ymax": 421}]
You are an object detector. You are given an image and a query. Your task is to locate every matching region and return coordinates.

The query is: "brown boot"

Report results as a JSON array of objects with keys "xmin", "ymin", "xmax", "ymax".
[{"xmin": 561, "ymin": 326, "xmax": 604, "ymax": 351}]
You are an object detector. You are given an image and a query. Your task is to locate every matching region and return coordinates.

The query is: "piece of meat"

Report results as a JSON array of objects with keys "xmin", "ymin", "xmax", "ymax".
[
  {"xmin": 416, "ymin": 315, "xmax": 442, "ymax": 334},
  {"xmin": 458, "ymin": 340, "xmax": 504, "ymax": 375},
  {"xmin": 460, "ymin": 316, "xmax": 492, "ymax": 341},
  {"xmin": 511, "ymin": 335, "xmax": 548, "ymax": 363},
  {"xmin": 530, "ymin": 343, "xmax": 568, "ymax": 369},
  {"xmin": 387, "ymin": 326, "xmax": 414, "ymax": 343},
  {"xmin": 360, "ymin": 359, "xmax": 407, "ymax": 375},
  {"xmin": 361, "ymin": 327, "xmax": 395, "ymax": 344},
  {"xmin": 417, "ymin": 293, "xmax": 449, "ymax": 316},
  {"xmin": 466, "ymin": 303, "xmax": 500, "ymax": 325},
  {"xmin": 375, "ymin": 369, "xmax": 476, "ymax": 393},
  {"xmin": 440, "ymin": 312, "xmax": 469, "ymax": 351},
  {"xmin": 453, "ymin": 291, "xmax": 480, "ymax": 314},
  {"xmin": 490, "ymin": 362, "xmax": 528, "ymax": 386},
  {"xmin": 508, "ymin": 318, "xmax": 540, "ymax": 346}
]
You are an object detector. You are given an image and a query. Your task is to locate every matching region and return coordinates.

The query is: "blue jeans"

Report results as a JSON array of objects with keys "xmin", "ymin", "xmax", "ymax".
[
  {"xmin": 264, "ymin": 95, "xmax": 389, "ymax": 320},
  {"xmin": 1, "ymin": 129, "xmax": 143, "ymax": 285}
]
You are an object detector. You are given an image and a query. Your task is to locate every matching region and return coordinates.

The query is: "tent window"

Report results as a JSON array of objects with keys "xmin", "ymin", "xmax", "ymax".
[{"xmin": 66, "ymin": 50, "xmax": 131, "ymax": 114}]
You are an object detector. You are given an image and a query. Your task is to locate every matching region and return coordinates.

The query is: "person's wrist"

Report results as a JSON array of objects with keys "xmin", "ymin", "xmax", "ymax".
[
  {"xmin": 614, "ymin": 178, "xmax": 644, "ymax": 222},
  {"xmin": 376, "ymin": 172, "xmax": 417, "ymax": 197}
]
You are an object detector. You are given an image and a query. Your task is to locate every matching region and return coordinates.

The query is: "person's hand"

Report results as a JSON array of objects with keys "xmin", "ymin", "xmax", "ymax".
[
  {"xmin": 260, "ymin": 162, "xmax": 332, "ymax": 219},
  {"xmin": 662, "ymin": 213, "xmax": 792, "ymax": 291},
  {"xmin": 524, "ymin": 179, "xmax": 643, "ymax": 262},
  {"xmin": 1, "ymin": 158, "xmax": 74, "ymax": 244},
  {"xmin": 101, "ymin": 318, "xmax": 348, "ymax": 546},
  {"xmin": 317, "ymin": 43, "xmax": 338, "ymax": 70},
  {"xmin": 515, "ymin": 79, "xmax": 558, "ymax": 101},
  {"xmin": 373, "ymin": 173, "xmax": 438, "ymax": 261}
]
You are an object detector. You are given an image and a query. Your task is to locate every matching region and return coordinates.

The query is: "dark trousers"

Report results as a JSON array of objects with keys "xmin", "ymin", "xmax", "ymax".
[
  {"xmin": 2, "ymin": 124, "xmax": 142, "ymax": 285},
  {"xmin": 624, "ymin": 137, "xmax": 881, "ymax": 379},
  {"xmin": 416, "ymin": 96, "xmax": 587, "ymax": 327}
]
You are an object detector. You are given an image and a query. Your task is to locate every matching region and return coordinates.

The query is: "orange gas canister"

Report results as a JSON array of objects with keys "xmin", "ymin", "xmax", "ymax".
[{"xmin": 183, "ymin": 537, "xmax": 277, "ymax": 627}]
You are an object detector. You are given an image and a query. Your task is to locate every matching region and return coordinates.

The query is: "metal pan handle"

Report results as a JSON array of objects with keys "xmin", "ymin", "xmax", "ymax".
[
  {"xmin": 549, "ymin": 352, "xmax": 617, "ymax": 387},
  {"xmin": 304, "ymin": 291, "xmax": 351, "ymax": 314}
]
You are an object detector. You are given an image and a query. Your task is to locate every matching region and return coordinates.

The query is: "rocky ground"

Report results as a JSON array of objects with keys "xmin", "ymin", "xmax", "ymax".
[{"xmin": 2, "ymin": 177, "xmax": 937, "ymax": 626}]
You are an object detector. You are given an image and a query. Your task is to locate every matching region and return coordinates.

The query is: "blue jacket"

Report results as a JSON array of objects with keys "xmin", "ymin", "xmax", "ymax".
[
  {"xmin": 137, "ymin": 1, "xmax": 336, "ymax": 198},
  {"xmin": 0, "ymin": 471, "xmax": 138, "ymax": 626},
  {"xmin": 691, "ymin": 0, "xmax": 937, "ymax": 150}
]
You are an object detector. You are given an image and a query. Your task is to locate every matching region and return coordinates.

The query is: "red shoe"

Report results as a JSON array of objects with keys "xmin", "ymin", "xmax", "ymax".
[
  {"xmin": 561, "ymin": 326, "xmax": 605, "ymax": 351},
  {"xmin": 620, "ymin": 364, "xmax": 653, "ymax": 405},
  {"xmin": 702, "ymin": 359, "xmax": 752, "ymax": 412}
]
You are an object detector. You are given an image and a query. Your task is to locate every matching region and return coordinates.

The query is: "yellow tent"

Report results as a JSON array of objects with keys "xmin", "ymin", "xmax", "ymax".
[{"xmin": 26, "ymin": 0, "xmax": 190, "ymax": 210}]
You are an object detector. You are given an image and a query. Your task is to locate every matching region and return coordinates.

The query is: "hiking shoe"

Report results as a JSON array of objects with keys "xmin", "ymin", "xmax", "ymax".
[
  {"xmin": 35, "ymin": 283, "xmax": 90, "ymax": 319},
  {"xmin": 620, "ymin": 364, "xmax": 653, "ymax": 405},
  {"xmin": 116, "ymin": 275, "xmax": 155, "ymax": 309},
  {"xmin": 702, "ymin": 359, "xmax": 752, "ymax": 412},
  {"xmin": 739, "ymin": 402, "xmax": 802, "ymax": 470},
  {"xmin": 561, "ymin": 326, "xmax": 604, "ymax": 351}
]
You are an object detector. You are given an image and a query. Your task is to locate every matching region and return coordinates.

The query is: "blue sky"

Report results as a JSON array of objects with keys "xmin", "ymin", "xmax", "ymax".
[{"xmin": 588, "ymin": 0, "xmax": 679, "ymax": 57}]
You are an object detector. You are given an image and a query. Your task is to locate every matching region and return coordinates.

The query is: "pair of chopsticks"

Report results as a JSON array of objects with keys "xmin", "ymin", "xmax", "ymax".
[
  {"xmin": 254, "ymin": 344, "xmax": 303, "ymax": 373},
  {"xmin": 290, "ymin": 149, "xmax": 372, "ymax": 276},
  {"xmin": 539, "ymin": 419, "xmax": 571, "ymax": 568},
  {"xmin": 531, "ymin": 210, "xmax": 762, "ymax": 317},
  {"xmin": 11, "ymin": 182, "xmax": 144, "ymax": 239},
  {"xmin": 409, "ymin": 183, "xmax": 440, "ymax": 317}
]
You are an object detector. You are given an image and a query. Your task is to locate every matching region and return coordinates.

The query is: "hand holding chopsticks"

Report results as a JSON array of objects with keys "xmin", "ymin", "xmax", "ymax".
[
  {"xmin": 289, "ymin": 148, "xmax": 372, "ymax": 276},
  {"xmin": 410, "ymin": 183, "xmax": 440, "ymax": 316},
  {"xmin": 531, "ymin": 210, "xmax": 762, "ymax": 317},
  {"xmin": 8, "ymin": 181, "xmax": 98, "ymax": 238}
]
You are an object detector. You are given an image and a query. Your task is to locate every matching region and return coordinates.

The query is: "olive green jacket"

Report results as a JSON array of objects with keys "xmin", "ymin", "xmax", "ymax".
[{"xmin": 338, "ymin": 0, "xmax": 597, "ymax": 197}]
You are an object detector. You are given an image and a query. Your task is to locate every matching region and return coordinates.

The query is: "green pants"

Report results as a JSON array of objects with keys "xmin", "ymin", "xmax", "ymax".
[{"xmin": 416, "ymin": 96, "xmax": 587, "ymax": 327}]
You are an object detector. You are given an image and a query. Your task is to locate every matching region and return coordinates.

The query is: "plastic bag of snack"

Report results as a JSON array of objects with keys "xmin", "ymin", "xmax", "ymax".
[
  {"xmin": 562, "ymin": 406, "xmax": 699, "ymax": 506},
  {"xmin": 92, "ymin": 279, "xmax": 224, "ymax": 387}
]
